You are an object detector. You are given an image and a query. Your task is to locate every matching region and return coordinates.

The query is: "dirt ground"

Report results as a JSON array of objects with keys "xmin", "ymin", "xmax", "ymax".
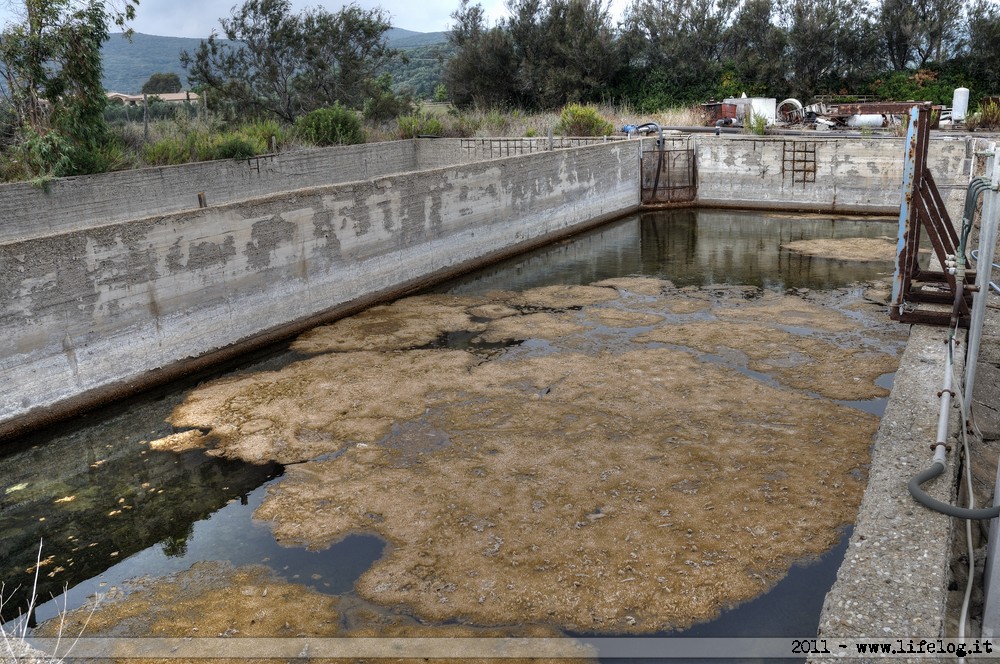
[{"xmin": 151, "ymin": 275, "xmax": 906, "ymax": 635}]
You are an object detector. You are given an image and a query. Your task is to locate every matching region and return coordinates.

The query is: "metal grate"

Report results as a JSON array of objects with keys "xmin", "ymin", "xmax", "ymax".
[
  {"xmin": 781, "ymin": 141, "xmax": 817, "ymax": 185},
  {"xmin": 459, "ymin": 136, "xmax": 628, "ymax": 159},
  {"xmin": 640, "ymin": 149, "xmax": 697, "ymax": 205}
]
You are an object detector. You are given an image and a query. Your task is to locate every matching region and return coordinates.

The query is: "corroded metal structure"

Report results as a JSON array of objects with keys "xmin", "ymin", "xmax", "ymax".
[
  {"xmin": 888, "ymin": 102, "xmax": 975, "ymax": 326},
  {"xmin": 640, "ymin": 147, "xmax": 697, "ymax": 205}
]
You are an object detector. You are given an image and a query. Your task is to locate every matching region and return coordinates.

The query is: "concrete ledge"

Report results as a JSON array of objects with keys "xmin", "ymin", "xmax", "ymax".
[{"xmin": 816, "ymin": 325, "xmax": 962, "ymax": 648}]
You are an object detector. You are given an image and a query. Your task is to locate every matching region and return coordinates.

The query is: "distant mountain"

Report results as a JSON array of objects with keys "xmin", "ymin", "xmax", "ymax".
[
  {"xmin": 385, "ymin": 28, "xmax": 450, "ymax": 48},
  {"xmin": 101, "ymin": 32, "xmax": 201, "ymax": 93},
  {"xmin": 101, "ymin": 30, "xmax": 449, "ymax": 94}
]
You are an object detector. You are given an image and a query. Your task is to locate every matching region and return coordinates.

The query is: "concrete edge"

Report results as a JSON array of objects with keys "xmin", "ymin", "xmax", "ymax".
[{"xmin": 815, "ymin": 324, "xmax": 964, "ymax": 650}]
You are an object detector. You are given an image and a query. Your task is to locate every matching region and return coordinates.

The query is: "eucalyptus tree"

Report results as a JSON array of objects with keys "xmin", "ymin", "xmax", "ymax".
[
  {"xmin": 181, "ymin": 0, "xmax": 397, "ymax": 121},
  {"xmin": 784, "ymin": 0, "xmax": 879, "ymax": 99},
  {"xmin": 963, "ymin": 0, "xmax": 1000, "ymax": 94},
  {"xmin": 0, "ymin": 0, "xmax": 138, "ymax": 176},
  {"xmin": 443, "ymin": 0, "xmax": 518, "ymax": 107},
  {"xmin": 878, "ymin": 0, "xmax": 964, "ymax": 69},
  {"xmin": 722, "ymin": 0, "xmax": 787, "ymax": 97},
  {"xmin": 445, "ymin": 0, "xmax": 617, "ymax": 109},
  {"xmin": 621, "ymin": 0, "xmax": 738, "ymax": 103}
]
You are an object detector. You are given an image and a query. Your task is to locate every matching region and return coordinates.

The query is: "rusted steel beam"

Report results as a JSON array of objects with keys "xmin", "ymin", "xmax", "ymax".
[
  {"xmin": 890, "ymin": 104, "xmax": 974, "ymax": 326},
  {"xmin": 828, "ymin": 102, "xmax": 932, "ymax": 115}
]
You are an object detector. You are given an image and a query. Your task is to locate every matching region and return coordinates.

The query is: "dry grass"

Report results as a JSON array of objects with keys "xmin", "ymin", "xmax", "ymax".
[
  {"xmin": 364, "ymin": 104, "xmax": 708, "ymax": 141},
  {"xmin": 1, "ymin": 541, "xmax": 99, "ymax": 664}
]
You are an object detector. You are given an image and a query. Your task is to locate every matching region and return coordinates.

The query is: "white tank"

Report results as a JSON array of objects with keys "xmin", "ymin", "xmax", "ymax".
[
  {"xmin": 846, "ymin": 114, "xmax": 885, "ymax": 128},
  {"xmin": 953, "ymin": 87, "xmax": 970, "ymax": 122}
]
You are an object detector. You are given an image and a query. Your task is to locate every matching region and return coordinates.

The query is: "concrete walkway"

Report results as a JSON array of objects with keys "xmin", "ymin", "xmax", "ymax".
[{"xmin": 815, "ymin": 257, "xmax": 1000, "ymax": 656}]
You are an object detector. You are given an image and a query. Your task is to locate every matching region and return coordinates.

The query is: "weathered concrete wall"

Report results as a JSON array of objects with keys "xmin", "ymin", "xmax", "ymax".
[
  {"xmin": 695, "ymin": 135, "xmax": 974, "ymax": 214},
  {"xmin": 0, "ymin": 143, "xmax": 424, "ymax": 243},
  {"xmin": 415, "ymin": 136, "xmax": 633, "ymax": 168},
  {"xmin": 0, "ymin": 143, "xmax": 638, "ymax": 437}
]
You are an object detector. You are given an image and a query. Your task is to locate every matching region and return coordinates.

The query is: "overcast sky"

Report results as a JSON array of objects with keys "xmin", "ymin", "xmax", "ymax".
[{"xmin": 0, "ymin": 0, "xmax": 513, "ymax": 37}]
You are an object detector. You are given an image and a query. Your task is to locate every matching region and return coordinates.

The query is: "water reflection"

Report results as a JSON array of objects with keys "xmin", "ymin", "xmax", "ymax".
[
  {"xmin": 444, "ymin": 209, "xmax": 895, "ymax": 295},
  {"xmin": 0, "ymin": 394, "xmax": 279, "ymax": 622}
]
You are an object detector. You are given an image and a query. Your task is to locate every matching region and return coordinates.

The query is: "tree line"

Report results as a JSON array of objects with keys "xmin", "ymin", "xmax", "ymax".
[
  {"xmin": 444, "ymin": 0, "xmax": 1000, "ymax": 110},
  {"xmin": 2, "ymin": 0, "xmax": 999, "ymax": 180}
]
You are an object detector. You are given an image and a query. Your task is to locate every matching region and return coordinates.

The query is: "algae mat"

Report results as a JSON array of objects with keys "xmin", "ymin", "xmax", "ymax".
[{"xmin": 158, "ymin": 277, "xmax": 905, "ymax": 634}]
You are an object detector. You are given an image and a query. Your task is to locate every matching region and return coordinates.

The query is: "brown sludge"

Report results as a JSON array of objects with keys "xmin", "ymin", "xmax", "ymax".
[
  {"xmin": 37, "ymin": 562, "xmax": 594, "ymax": 664},
  {"xmin": 164, "ymin": 278, "xmax": 904, "ymax": 633},
  {"xmin": 781, "ymin": 237, "xmax": 898, "ymax": 262}
]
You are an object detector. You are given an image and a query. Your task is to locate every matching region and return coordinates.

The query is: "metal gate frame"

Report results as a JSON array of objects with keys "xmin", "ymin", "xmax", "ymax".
[{"xmin": 640, "ymin": 148, "xmax": 697, "ymax": 205}]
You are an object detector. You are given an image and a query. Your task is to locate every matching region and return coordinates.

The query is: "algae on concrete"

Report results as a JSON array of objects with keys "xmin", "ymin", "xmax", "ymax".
[{"xmin": 166, "ymin": 277, "xmax": 906, "ymax": 633}]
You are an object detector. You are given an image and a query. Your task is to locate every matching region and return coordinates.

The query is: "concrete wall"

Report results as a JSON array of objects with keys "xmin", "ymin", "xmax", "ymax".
[
  {"xmin": 0, "ymin": 142, "xmax": 638, "ymax": 437},
  {"xmin": 0, "ymin": 132, "xmax": 978, "ymax": 438},
  {"xmin": 695, "ymin": 134, "xmax": 974, "ymax": 214},
  {"xmin": 0, "ymin": 143, "xmax": 424, "ymax": 243}
]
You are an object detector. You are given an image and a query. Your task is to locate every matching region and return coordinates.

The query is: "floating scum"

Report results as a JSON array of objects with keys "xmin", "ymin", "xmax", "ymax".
[{"xmin": 150, "ymin": 272, "xmax": 907, "ymax": 635}]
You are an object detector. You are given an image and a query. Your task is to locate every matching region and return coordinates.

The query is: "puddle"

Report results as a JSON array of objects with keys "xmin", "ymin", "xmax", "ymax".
[{"xmin": 2, "ymin": 208, "xmax": 907, "ymax": 651}]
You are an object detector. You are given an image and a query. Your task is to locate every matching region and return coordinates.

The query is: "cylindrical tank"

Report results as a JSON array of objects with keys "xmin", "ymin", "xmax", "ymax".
[
  {"xmin": 953, "ymin": 87, "xmax": 970, "ymax": 122},
  {"xmin": 846, "ymin": 114, "xmax": 885, "ymax": 128}
]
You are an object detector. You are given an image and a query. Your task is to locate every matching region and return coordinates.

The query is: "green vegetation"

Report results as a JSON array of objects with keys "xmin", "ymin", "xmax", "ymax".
[
  {"xmin": 397, "ymin": 112, "xmax": 445, "ymax": 138},
  {"xmin": 180, "ymin": 0, "xmax": 398, "ymax": 121},
  {"xmin": 0, "ymin": 0, "xmax": 138, "ymax": 180},
  {"xmin": 445, "ymin": 0, "xmax": 1000, "ymax": 112},
  {"xmin": 555, "ymin": 104, "xmax": 614, "ymax": 136},
  {"xmin": 744, "ymin": 111, "xmax": 769, "ymax": 136},
  {"xmin": 966, "ymin": 99, "xmax": 1000, "ymax": 131},
  {"xmin": 2, "ymin": 0, "xmax": 1000, "ymax": 184},
  {"xmin": 141, "ymin": 72, "xmax": 182, "ymax": 94},
  {"xmin": 294, "ymin": 104, "xmax": 365, "ymax": 146}
]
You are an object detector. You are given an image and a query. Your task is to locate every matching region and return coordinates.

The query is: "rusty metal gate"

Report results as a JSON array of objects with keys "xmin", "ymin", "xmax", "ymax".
[{"xmin": 641, "ymin": 148, "xmax": 697, "ymax": 205}]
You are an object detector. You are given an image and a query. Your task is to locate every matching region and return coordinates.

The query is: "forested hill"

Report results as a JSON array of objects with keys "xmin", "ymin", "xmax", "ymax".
[{"xmin": 101, "ymin": 28, "xmax": 448, "ymax": 94}]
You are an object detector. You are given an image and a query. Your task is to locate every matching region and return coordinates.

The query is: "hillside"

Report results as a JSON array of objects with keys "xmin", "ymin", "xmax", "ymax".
[{"xmin": 102, "ymin": 29, "xmax": 449, "ymax": 95}]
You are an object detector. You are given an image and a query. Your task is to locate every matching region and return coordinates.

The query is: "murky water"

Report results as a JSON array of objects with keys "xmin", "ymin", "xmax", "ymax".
[{"xmin": 1, "ymin": 208, "xmax": 902, "ymax": 655}]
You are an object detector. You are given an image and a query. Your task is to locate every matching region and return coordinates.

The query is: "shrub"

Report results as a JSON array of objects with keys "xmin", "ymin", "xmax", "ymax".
[
  {"xmin": 979, "ymin": 100, "xmax": 1000, "ymax": 131},
  {"xmin": 447, "ymin": 111, "xmax": 482, "ymax": 137},
  {"xmin": 214, "ymin": 135, "xmax": 257, "ymax": 160},
  {"xmin": 743, "ymin": 111, "xmax": 768, "ymax": 135},
  {"xmin": 397, "ymin": 113, "xmax": 444, "ymax": 138},
  {"xmin": 555, "ymin": 103, "xmax": 613, "ymax": 137},
  {"xmin": 143, "ymin": 136, "xmax": 189, "ymax": 165},
  {"xmin": 483, "ymin": 109, "xmax": 509, "ymax": 132},
  {"xmin": 240, "ymin": 119, "xmax": 289, "ymax": 153},
  {"xmin": 295, "ymin": 104, "xmax": 365, "ymax": 146},
  {"xmin": 364, "ymin": 89, "xmax": 415, "ymax": 124}
]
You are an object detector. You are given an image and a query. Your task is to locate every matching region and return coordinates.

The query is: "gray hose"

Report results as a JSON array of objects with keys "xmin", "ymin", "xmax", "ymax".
[{"xmin": 909, "ymin": 462, "xmax": 1000, "ymax": 519}]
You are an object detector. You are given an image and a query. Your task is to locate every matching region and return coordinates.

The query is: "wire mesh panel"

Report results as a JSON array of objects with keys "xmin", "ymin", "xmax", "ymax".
[
  {"xmin": 641, "ymin": 149, "xmax": 697, "ymax": 205},
  {"xmin": 781, "ymin": 141, "xmax": 817, "ymax": 185}
]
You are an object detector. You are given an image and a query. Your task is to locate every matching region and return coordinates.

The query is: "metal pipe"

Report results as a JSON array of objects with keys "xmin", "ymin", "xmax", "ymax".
[
  {"xmin": 964, "ymin": 147, "xmax": 1000, "ymax": 409},
  {"xmin": 657, "ymin": 125, "xmax": 909, "ymax": 138}
]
